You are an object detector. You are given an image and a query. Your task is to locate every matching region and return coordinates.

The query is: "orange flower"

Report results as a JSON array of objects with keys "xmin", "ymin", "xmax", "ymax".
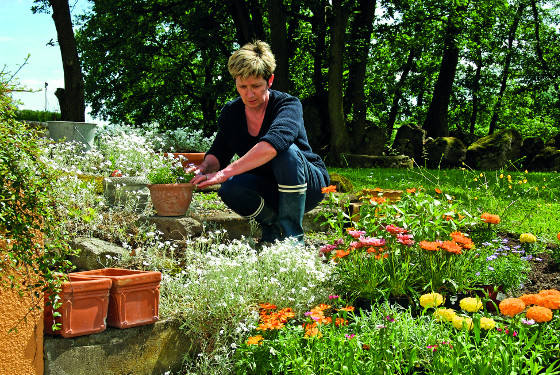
[
  {"xmin": 557, "ymin": 232, "xmax": 560, "ymax": 241},
  {"xmin": 538, "ymin": 289, "xmax": 560, "ymax": 297},
  {"xmin": 499, "ymin": 298, "xmax": 526, "ymax": 317},
  {"xmin": 519, "ymin": 294, "xmax": 543, "ymax": 306},
  {"xmin": 538, "ymin": 295, "xmax": 560, "ymax": 310},
  {"xmin": 303, "ymin": 323, "xmax": 322, "ymax": 338},
  {"xmin": 338, "ymin": 306, "xmax": 355, "ymax": 312},
  {"xmin": 260, "ymin": 303, "xmax": 277, "ymax": 310},
  {"xmin": 321, "ymin": 185, "xmax": 337, "ymax": 194},
  {"xmin": 450, "ymin": 231, "xmax": 474, "ymax": 249},
  {"xmin": 435, "ymin": 188, "xmax": 442, "ymax": 194},
  {"xmin": 370, "ymin": 196, "xmax": 387, "ymax": 204},
  {"xmin": 334, "ymin": 317, "xmax": 348, "ymax": 326},
  {"xmin": 420, "ymin": 241, "xmax": 441, "ymax": 251},
  {"xmin": 407, "ymin": 187, "xmax": 417, "ymax": 194},
  {"xmin": 314, "ymin": 304, "xmax": 332, "ymax": 311},
  {"xmin": 441, "ymin": 240, "xmax": 462, "ymax": 254},
  {"xmin": 481, "ymin": 212, "xmax": 501, "ymax": 225},
  {"xmin": 525, "ymin": 306, "xmax": 553, "ymax": 323},
  {"xmin": 333, "ymin": 249, "xmax": 351, "ymax": 259},
  {"xmin": 246, "ymin": 335, "xmax": 264, "ymax": 345}
]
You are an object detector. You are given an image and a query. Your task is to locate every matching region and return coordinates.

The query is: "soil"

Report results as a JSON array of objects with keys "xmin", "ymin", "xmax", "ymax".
[
  {"xmin": 501, "ymin": 233, "xmax": 560, "ymax": 295},
  {"xmin": 519, "ymin": 250, "xmax": 560, "ymax": 294}
]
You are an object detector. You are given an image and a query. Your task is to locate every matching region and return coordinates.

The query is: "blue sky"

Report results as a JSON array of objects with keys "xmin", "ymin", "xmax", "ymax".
[{"xmin": 1, "ymin": 0, "xmax": 96, "ymax": 120}]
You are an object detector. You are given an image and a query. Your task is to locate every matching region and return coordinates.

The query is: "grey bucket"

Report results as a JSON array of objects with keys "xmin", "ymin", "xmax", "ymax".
[{"xmin": 47, "ymin": 121, "xmax": 97, "ymax": 151}]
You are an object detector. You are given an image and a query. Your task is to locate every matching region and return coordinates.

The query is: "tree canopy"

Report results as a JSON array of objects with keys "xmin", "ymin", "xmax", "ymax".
[{"xmin": 74, "ymin": 0, "xmax": 560, "ymax": 162}]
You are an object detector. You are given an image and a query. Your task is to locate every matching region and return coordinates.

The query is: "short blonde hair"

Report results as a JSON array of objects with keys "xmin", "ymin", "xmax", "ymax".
[{"xmin": 228, "ymin": 40, "xmax": 276, "ymax": 81}]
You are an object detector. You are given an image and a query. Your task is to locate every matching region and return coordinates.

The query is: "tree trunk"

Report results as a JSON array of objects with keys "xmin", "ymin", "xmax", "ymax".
[
  {"xmin": 267, "ymin": 0, "xmax": 290, "ymax": 92},
  {"xmin": 470, "ymin": 46, "xmax": 482, "ymax": 135},
  {"xmin": 488, "ymin": 2, "xmax": 526, "ymax": 135},
  {"xmin": 230, "ymin": 0, "xmax": 254, "ymax": 45},
  {"xmin": 49, "ymin": 0, "xmax": 85, "ymax": 122},
  {"xmin": 310, "ymin": 1, "xmax": 328, "ymax": 98},
  {"xmin": 328, "ymin": 0, "xmax": 351, "ymax": 164},
  {"xmin": 345, "ymin": 0, "xmax": 376, "ymax": 148},
  {"xmin": 386, "ymin": 45, "xmax": 416, "ymax": 139},
  {"xmin": 422, "ymin": 5, "xmax": 464, "ymax": 138}
]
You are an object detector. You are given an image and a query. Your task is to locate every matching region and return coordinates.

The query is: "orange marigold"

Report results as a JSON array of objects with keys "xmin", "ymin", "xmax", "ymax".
[
  {"xmin": 538, "ymin": 295, "xmax": 560, "ymax": 310},
  {"xmin": 481, "ymin": 212, "xmax": 501, "ymax": 224},
  {"xmin": 321, "ymin": 185, "xmax": 337, "ymax": 194},
  {"xmin": 499, "ymin": 298, "xmax": 526, "ymax": 317},
  {"xmin": 420, "ymin": 240, "xmax": 441, "ymax": 251},
  {"xmin": 441, "ymin": 240, "xmax": 462, "ymax": 254},
  {"xmin": 525, "ymin": 306, "xmax": 553, "ymax": 323},
  {"xmin": 538, "ymin": 289, "xmax": 560, "ymax": 297},
  {"xmin": 519, "ymin": 294, "xmax": 543, "ymax": 306}
]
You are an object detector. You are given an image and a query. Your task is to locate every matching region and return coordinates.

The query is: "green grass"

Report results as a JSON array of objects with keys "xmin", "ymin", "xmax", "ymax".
[{"xmin": 328, "ymin": 166, "xmax": 560, "ymax": 243}]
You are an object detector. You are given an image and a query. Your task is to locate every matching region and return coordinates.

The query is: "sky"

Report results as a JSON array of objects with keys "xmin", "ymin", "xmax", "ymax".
[{"xmin": 0, "ymin": 0, "xmax": 97, "ymax": 121}]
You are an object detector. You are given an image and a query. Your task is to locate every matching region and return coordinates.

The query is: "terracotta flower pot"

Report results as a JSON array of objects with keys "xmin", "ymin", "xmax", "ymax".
[
  {"xmin": 44, "ymin": 275, "xmax": 112, "ymax": 338},
  {"xmin": 71, "ymin": 268, "xmax": 162, "ymax": 329},
  {"xmin": 163, "ymin": 152, "xmax": 205, "ymax": 167},
  {"xmin": 147, "ymin": 183, "xmax": 195, "ymax": 216},
  {"xmin": 473, "ymin": 285, "xmax": 504, "ymax": 311}
]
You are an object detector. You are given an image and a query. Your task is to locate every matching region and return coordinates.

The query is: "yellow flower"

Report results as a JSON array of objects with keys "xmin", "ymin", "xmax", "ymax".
[
  {"xmin": 480, "ymin": 173, "xmax": 484, "ymax": 177},
  {"xmin": 499, "ymin": 173, "xmax": 504, "ymax": 179},
  {"xmin": 507, "ymin": 175, "xmax": 512, "ymax": 183},
  {"xmin": 519, "ymin": 233, "xmax": 537, "ymax": 244},
  {"xmin": 246, "ymin": 335, "xmax": 264, "ymax": 345},
  {"xmin": 459, "ymin": 297, "xmax": 483, "ymax": 312},
  {"xmin": 419, "ymin": 293, "xmax": 444, "ymax": 308},
  {"xmin": 433, "ymin": 308, "xmax": 456, "ymax": 322},
  {"xmin": 452, "ymin": 316, "xmax": 473, "ymax": 330},
  {"xmin": 480, "ymin": 317, "xmax": 496, "ymax": 330}
]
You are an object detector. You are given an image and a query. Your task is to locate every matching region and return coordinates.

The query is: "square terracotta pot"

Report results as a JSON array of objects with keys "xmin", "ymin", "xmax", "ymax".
[
  {"xmin": 71, "ymin": 268, "xmax": 162, "ymax": 328},
  {"xmin": 44, "ymin": 275, "xmax": 112, "ymax": 338}
]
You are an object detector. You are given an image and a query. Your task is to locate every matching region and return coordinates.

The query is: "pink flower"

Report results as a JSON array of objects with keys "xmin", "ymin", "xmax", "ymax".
[
  {"xmin": 329, "ymin": 295, "xmax": 340, "ymax": 300},
  {"xmin": 359, "ymin": 236, "xmax": 387, "ymax": 247},
  {"xmin": 348, "ymin": 230, "xmax": 367, "ymax": 238},
  {"xmin": 345, "ymin": 334, "xmax": 355, "ymax": 339},
  {"xmin": 386, "ymin": 224, "xmax": 407, "ymax": 235},
  {"xmin": 397, "ymin": 233, "xmax": 414, "ymax": 246}
]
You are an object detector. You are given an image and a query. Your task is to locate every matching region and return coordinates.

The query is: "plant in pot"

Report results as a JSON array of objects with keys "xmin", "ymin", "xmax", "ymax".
[
  {"xmin": 147, "ymin": 157, "xmax": 196, "ymax": 216},
  {"xmin": 148, "ymin": 126, "xmax": 215, "ymax": 167}
]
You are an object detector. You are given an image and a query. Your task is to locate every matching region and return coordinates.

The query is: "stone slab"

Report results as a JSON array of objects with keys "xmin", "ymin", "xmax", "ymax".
[{"xmin": 44, "ymin": 318, "xmax": 197, "ymax": 375}]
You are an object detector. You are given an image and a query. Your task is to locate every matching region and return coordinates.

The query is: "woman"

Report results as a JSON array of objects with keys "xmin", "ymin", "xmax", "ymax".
[{"xmin": 190, "ymin": 41, "xmax": 329, "ymax": 245}]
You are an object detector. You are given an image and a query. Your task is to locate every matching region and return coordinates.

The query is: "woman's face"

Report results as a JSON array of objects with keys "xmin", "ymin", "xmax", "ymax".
[{"xmin": 235, "ymin": 75, "xmax": 274, "ymax": 110}]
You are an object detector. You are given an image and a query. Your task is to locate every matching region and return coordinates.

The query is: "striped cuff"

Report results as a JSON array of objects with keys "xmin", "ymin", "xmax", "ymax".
[{"xmin": 278, "ymin": 183, "xmax": 307, "ymax": 194}]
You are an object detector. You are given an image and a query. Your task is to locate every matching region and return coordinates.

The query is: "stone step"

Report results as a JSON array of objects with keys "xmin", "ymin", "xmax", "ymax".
[
  {"xmin": 139, "ymin": 206, "xmax": 329, "ymax": 241},
  {"xmin": 44, "ymin": 318, "xmax": 195, "ymax": 375}
]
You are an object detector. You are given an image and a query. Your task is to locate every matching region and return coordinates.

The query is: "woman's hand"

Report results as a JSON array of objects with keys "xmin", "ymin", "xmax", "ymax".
[{"xmin": 191, "ymin": 170, "xmax": 227, "ymax": 188}]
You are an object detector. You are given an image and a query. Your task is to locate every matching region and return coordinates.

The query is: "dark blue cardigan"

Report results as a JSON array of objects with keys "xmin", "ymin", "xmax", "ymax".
[{"xmin": 207, "ymin": 90, "xmax": 329, "ymax": 183}]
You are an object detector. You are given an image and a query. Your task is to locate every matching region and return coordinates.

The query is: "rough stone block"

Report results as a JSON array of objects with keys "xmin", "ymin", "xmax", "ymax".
[
  {"xmin": 70, "ymin": 237, "xmax": 127, "ymax": 271},
  {"xmin": 43, "ymin": 318, "xmax": 197, "ymax": 375}
]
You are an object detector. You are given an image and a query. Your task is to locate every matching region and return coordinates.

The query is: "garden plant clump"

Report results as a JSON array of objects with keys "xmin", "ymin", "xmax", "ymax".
[{"xmin": 5, "ymin": 109, "xmax": 559, "ymax": 374}]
